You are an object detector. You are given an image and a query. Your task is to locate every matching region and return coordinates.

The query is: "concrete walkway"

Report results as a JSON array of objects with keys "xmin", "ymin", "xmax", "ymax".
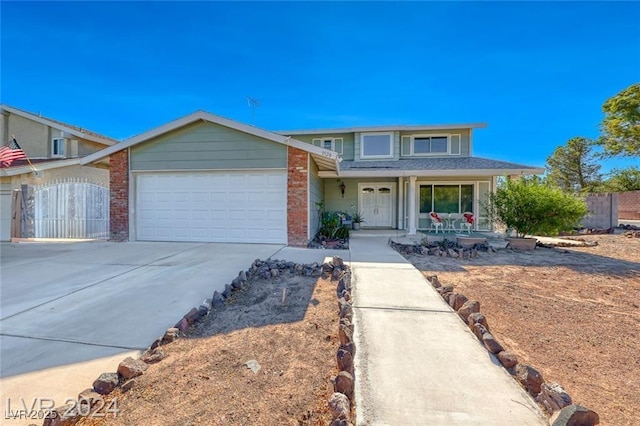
[{"xmin": 348, "ymin": 234, "xmax": 547, "ymax": 425}]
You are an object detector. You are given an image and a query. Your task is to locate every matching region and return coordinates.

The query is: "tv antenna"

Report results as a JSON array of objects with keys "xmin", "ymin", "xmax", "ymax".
[{"xmin": 246, "ymin": 96, "xmax": 261, "ymax": 125}]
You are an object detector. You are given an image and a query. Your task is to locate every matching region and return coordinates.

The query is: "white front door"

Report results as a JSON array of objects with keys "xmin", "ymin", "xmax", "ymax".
[{"xmin": 359, "ymin": 183, "xmax": 395, "ymax": 227}]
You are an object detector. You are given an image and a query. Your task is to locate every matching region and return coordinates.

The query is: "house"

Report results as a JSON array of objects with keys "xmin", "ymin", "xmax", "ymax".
[
  {"xmin": 81, "ymin": 110, "xmax": 543, "ymax": 246},
  {"xmin": 0, "ymin": 105, "xmax": 118, "ymax": 241}
]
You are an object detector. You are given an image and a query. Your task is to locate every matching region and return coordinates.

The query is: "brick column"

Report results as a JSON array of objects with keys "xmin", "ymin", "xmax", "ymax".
[
  {"xmin": 110, "ymin": 149, "xmax": 129, "ymax": 241},
  {"xmin": 287, "ymin": 147, "xmax": 308, "ymax": 247}
]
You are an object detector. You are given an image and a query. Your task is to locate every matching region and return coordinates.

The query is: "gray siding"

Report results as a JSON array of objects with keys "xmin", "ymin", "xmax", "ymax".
[
  {"xmin": 130, "ymin": 121, "xmax": 287, "ymax": 171},
  {"xmin": 309, "ymin": 159, "xmax": 324, "ymax": 238},
  {"xmin": 399, "ymin": 129, "xmax": 471, "ymax": 157},
  {"xmin": 324, "ymin": 177, "xmax": 396, "ymax": 213},
  {"xmin": 287, "ymin": 133, "xmax": 355, "ymax": 161}
]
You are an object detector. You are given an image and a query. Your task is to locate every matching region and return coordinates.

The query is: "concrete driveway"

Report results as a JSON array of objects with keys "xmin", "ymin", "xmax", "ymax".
[{"xmin": 0, "ymin": 241, "xmax": 285, "ymax": 418}]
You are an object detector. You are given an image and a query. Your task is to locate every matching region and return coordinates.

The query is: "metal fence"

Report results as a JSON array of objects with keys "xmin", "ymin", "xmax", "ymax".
[{"xmin": 34, "ymin": 179, "xmax": 109, "ymax": 239}]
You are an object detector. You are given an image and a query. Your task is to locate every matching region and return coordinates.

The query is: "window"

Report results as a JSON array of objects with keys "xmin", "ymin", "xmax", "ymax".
[
  {"xmin": 51, "ymin": 138, "xmax": 66, "ymax": 157},
  {"xmin": 419, "ymin": 184, "xmax": 475, "ymax": 214},
  {"xmin": 360, "ymin": 133, "xmax": 393, "ymax": 158},
  {"xmin": 312, "ymin": 137, "xmax": 343, "ymax": 155},
  {"xmin": 401, "ymin": 134, "xmax": 462, "ymax": 156}
]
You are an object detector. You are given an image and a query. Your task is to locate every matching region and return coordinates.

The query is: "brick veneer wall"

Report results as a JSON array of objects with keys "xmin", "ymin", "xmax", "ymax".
[
  {"xmin": 110, "ymin": 149, "xmax": 129, "ymax": 241},
  {"xmin": 287, "ymin": 147, "xmax": 309, "ymax": 247},
  {"xmin": 618, "ymin": 190, "xmax": 640, "ymax": 220}
]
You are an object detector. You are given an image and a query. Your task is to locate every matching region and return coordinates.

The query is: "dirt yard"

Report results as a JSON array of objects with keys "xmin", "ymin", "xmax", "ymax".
[
  {"xmin": 79, "ymin": 269, "xmax": 338, "ymax": 425},
  {"xmin": 403, "ymin": 234, "xmax": 640, "ymax": 426}
]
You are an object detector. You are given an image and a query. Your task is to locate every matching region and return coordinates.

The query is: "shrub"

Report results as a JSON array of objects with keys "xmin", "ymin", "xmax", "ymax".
[
  {"xmin": 317, "ymin": 211, "xmax": 350, "ymax": 240},
  {"xmin": 486, "ymin": 177, "xmax": 589, "ymax": 237}
]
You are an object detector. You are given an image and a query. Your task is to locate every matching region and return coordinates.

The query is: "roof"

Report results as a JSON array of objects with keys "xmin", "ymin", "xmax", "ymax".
[
  {"xmin": 0, "ymin": 105, "xmax": 118, "ymax": 146},
  {"xmin": 319, "ymin": 157, "xmax": 544, "ymax": 178},
  {"xmin": 81, "ymin": 110, "xmax": 341, "ymax": 172},
  {"xmin": 276, "ymin": 122, "xmax": 488, "ymax": 135},
  {"xmin": 0, "ymin": 158, "xmax": 81, "ymax": 177}
]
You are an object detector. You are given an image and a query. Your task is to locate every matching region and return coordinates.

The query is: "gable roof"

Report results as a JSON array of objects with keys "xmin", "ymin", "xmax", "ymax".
[
  {"xmin": 1, "ymin": 105, "xmax": 118, "ymax": 146},
  {"xmin": 80, "ymin": 110, "xmax": 341, "ymax": 171},
  {"xmin": 321, "ymin": 157, "xmax": 544, "ymax": 178},
  {"xmin": 276, "ymin": 122, "xmax": 487, "ymax": 135}
]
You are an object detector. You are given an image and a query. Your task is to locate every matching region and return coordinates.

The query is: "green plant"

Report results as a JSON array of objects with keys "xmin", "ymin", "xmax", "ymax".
[
  {"xmin": 351, "ymin": 211, "xmax": 365, "ymax": 223},
  {"xmin": 485, "ymin": 177, "xmax": 589, "ymax": 238},
  {"xmin": 318, "ymin": 211, "xmax": 350, "ymax": 239}
]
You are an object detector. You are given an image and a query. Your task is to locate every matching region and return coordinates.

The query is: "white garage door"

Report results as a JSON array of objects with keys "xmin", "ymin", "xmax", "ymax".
[
  {"xmin": 136, "ymin": 171, "xmax": 287, "ymax": 244},
  {"xmin": 1, "ymin": 190, "xmax": 12, "ymax": 241}
]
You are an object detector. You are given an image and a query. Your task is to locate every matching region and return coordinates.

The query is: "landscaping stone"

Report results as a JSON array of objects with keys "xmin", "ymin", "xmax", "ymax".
[
  {"xmin": 497, "ymin": 351, "xmax": 518, "ymax": 369},
  {"xmin": 330, "ymin": 416, "xmax": 351, "ymax": 426},
  {"xmin": 450, "ymin": 293, "xmax": 469, "ymax": 311},
  {"xmin": 337, "ymin": 348, "xmax": 354, "ymax": 375},
  {"xmin": 471, "ymin": 323, "xmax": 487, "ymax": 341},
  {"xmin": 437, "ymin": 285, "xmax": 454, "ymax": 295},
  {"xmin": 118, "ymin": 356, "xmax": 148, "ymax": 380},
  {"xmin": 162, "ymin": 327, "xmax": 180, "ymax": 344},
  {"xmin": 77, "ymin": 388, "xmax": 102, "ymax": 407},
  {"xmin": 43, "ymin": 404, "xmax": 79, "ymax": 426},
  {"xmin": 334, "ymin": 371, "xmax": 355, "ymax": 401},
  {"xmin": 222, "ymin": 284, "xmax": 233, "ymax": 298},
  {"xmin": 339, "ymin": 324, "xmax": 353, "ymax": 346},
  {"xmin": 425, "ymin": 275, "xmax": 441, "ymax": 288},
  {"xmin": 515, "ymin": 364, "xmax": 544, "ymax": 396},
  {"xmin": 211, "ymin": 291, "xmax": 224, "ymax": 308},
  {"xmin": 183, "ymin": 307, "xmax": 200, "ymax": 325},
  {"xmin": 550, "ymin": 404, "xmax": 599, "ymax": 426},
  {"xmin": 121, "ymin": 378, "xmax": 136, "ymax": 392},
  {"xmin": 467, "ymin": 312, "xmax": 490, "ymax": 331},
  {"xmin": 457, "ymin": 300, "xmax": 480, "ymax": 321},
  {"xmin": 92, "ymin": 372, "xmax": 119, "ymax": 395},
  {"xmin": 175, "ymin": 318, "xmax": 189, "ymax": 333},
  {"xmin": 340, "ymin": 342, "xmax": 356, "ymax": 357},
  {"xmin": 332, "ymin": 256, "xmax": 345, "ymax": 269},
  {"xmin": 328, "ymin": 392, "xmax": 350, "ymax": 420},
  {"xmin": 537, "ymin": 382, "xmax": 573, "ymax": 414},
  {"xmin": 339, "ymin": 302, "xmax": 353, "ymax": 322},
  {"xmin": 482, "ymin": 332, "xmax": 505, "ymax": 354},
  {"xmin": 140, "ymin": 347, "xmax": 166, "ymax": 364}
]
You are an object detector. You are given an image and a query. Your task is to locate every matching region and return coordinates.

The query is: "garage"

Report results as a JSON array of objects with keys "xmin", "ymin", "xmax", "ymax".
[{"xmin": 135, "ymin": 170, "xmax": 287, "ymax": 244}]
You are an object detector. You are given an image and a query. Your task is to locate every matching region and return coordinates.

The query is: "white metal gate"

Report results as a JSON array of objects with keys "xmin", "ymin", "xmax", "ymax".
[{"xmin": 34, "ymin": 179, "xmax": 109, "ymax": 239}]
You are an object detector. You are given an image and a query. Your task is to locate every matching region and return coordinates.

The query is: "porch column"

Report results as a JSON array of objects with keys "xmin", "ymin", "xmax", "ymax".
[
  {"xmin": 407, "ymin": 176, "xmax": 417, "ymax": 234},
  {"xmin": 397, "ymin": 177, "xmax": 404, "ymax": 230}
]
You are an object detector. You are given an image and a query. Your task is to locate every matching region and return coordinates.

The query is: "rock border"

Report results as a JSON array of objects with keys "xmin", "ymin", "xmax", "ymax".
[
  {"xmin": 43, "ymin": 258, "xmax": 331, "ymax": 425},
  {"xmin": 425, "ymin": 275, "xmax": 600, "ymax": 426},
  {"xmin": 326, "ymin": 256, "xmax": 356, "ymax": 426}
]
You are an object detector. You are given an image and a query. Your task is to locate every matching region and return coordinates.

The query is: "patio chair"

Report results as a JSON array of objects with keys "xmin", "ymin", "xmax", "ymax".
[
  {"xmin": 429, "ymin": 212, "xmax": 443, "ymax": 233},
  {"xmin": 462, "ymin": 212, "xmax": 474, "ymax": 234}
]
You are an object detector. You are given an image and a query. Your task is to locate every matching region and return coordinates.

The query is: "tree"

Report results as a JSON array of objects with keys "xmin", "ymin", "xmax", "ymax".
[
  {"xmin": 486, "ymin": 177, "xmax": 589, "ymax": 238},
  {"xmin": 546, "ymin": 137, "xmax": 602, "ymax": 192},
  {"xmin": 601, "ymin": 166, "xmax": 640, "ymax": 192},
  {"xmin": 598, "ymin": 82, "xmax": 640, "ymax": 157}
]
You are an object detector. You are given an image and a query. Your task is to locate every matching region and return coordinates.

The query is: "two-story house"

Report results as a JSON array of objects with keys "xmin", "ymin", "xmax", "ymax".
[
  {"xmin": 0, "ymin": 105, "xmax": 117, "ymax": 241},
  {"xmin": 81, "ymin": 110, "xmax": 543, "ymax": 245}
]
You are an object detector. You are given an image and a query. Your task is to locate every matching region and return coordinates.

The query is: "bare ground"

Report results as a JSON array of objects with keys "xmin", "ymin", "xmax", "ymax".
[
  {"xmin": 79, "ymin": 272, "xmax": 338, "ymax": 426},
  {"xmin": 402, "ymin": 234, "xmax": 640, "ymax": 426}
]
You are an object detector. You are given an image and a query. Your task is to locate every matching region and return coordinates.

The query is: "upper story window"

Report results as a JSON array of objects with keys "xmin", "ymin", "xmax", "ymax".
[
  {"xmin": 401, "ymin": 134, "xmax": 461, "ymax": 156},
  {"xmin": 312, "ymin": 137, "xmax": 343, "ymax": 155},
  {"xmin": 360, "ymin": 133, "xmax": 393, "ymax": 159},
  {"xmin": 51, "ymin": 138, "xmax": 66, "ymax": 157}
]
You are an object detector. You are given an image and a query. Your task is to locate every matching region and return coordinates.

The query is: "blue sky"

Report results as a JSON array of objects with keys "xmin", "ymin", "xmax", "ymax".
[{"xmin": 1, "ymin": 1, "xmax": 638, "ymax": 172}]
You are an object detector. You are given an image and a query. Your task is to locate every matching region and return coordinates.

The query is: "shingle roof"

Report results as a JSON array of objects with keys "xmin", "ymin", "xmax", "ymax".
[{"xmin": 341, "ymin": 157, "xmax": 541, "ymax": 171}]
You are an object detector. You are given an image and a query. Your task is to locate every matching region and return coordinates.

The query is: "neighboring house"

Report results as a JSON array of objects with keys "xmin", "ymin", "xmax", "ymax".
[
  {"xmin": 0, "ymin": 105, "xmax": 117, "ymax": 241},
  {"xmin": 81, "ymin": 110, "xmax": 543, "ymax": 246}
]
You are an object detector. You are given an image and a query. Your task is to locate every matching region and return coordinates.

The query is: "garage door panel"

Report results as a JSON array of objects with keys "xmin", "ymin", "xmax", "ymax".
[{"xmin": 136, "ymin": 171, "xmax": 286, "ymax": 244}]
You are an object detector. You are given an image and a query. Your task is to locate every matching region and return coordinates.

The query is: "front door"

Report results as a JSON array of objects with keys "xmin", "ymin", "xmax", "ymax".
[{"xmin": 359, "ymin": 183, "xmax": 394, "ymax": 227}]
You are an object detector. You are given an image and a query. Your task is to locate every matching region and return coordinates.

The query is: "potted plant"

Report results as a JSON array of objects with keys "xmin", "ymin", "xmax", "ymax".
[
  {"xmin": 485, "ymin": 177, "xmax": 588, "ymax": 250},
  {"xmin": 351, "ymin": 212, "xmax": 364, "ymax": 230}
]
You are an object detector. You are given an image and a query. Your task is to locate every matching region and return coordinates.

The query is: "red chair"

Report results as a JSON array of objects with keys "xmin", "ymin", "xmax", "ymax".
[
  {"xmin": 462, "ymin": 212, "xmax": 474, "ymax": 234},
  {"xmin": 430, "ymin": 212, "xmax": 443, "ymax": 233}
]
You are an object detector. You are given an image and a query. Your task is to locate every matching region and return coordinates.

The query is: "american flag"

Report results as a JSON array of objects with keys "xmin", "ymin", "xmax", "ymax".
[{"xmin": 0, "ymin": 138, "xmax": 27, "ymax": 168}]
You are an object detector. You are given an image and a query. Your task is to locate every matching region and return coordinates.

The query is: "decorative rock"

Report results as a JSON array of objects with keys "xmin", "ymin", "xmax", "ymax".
[
  {"xmin": 497, "ymin": 351, "xmax": 518, "ymax": 369},
  {"xmin": 212, "ymin": 291, "xmax": 224, "ymax": 308},
  {"xmin": 515, "ymin": 364, "xmax": 544, "ymax": 396},
  {"xmin": 92, "ymin": 372, "xmax": 119, "ymax": 395},
  {"xmin": 339, "ymin": 302, "xmax": 353, "ymax": 322},
  {"xmin": 245, "ymin": 359, "xmax": 261, "ymax": 374},
  {"xmin": 118, "ymin": 357, "xmax": 148, "ymax": 380},
  {"xmin": 150, "ymin": 337, "xmax": 163, "ymax": 350},
  {"xmin": 482, "ymin": 332, "xmax": 505, "ymax": 354},
  {"xmin": 231, "ymin": 277, "xmax": 242, "ymax": 289},
  {"xmin": 549, "ymin": 404, "xmax": 599, "ymax": 426},
  {"xmin": 222, "ymin": 283, "xmax": 233, "ymax": 298},
  {"xmin": 270, "ymin": 268, "xmax": 279, "ymax": 278},
  {"xmin": 467, "ymin": 312, "xmax": 489, "ymax": 331},
  {"xmin": 43, "ymin": 404, "xmax": 79, "ymax": 426},
  {"xmin": 334, "ymin": 371, "xmax": 354, "ymax": 401},
  {"xmin": 174, "ymin": 318, "xmax": 189, "ymax": 333},
  {"xmin": 331, "ymin": 416, "xmax": 351, "ymax": 426},
  {"xmin": 163, "ymin": 327, "xmax": 180, "ymax": 344},
  {"xmin": 449, "ymin": 293, "xmax": 469, "ymax": 311},
  {"xmin": 183, "ymin": 308, "xmax": 200, "ymax": 325},
  {"xmin": 337, "ymin": 278, "xmax": 347, "ymax": 297},
  {"xmin": 140, "ymin": 347, "xmax": 165, "ymax": 364},
  {"xmin": 536, "ymin": 382, "xmax": 572, "ymax": 414},
  {"xmin": 339, "ymin": 324, "xmax": 353, "ymax": 346},
  {"xmin": 197, "ymin": 304, "xmax": 209, "ymax": 317},
  {"xmin": 340, "ymin": 342, "xmax": 356, "ymax": 357},
  {"xmin": 457, "ymin": 300, "xmax": 480, "ymax": 321},
  {"xmin": 471, "ymin": 323, "xmax": 487, "ymax": 341},
  {"xmin": 77, "ymin": 388, "xmax": 102, "ymax": 407},
  {"xmin": 437, "ymin": 285, "xmax": 454, "ymax": 295},
  {"xmin": 121, "ymin": 378, "xmax": 136, "ymax": 392},
  {"xmin": 328, "ymin": 392, "xmax": 350, "ymax": 420},
  {"xmin": 200, "ymin": 298, "xmax": 212, "ymax": 310},
  {"xmin": 341, "ymin": 289, "xmax": 351, "ymax": 302},
  {"xmin": 332, "ymin": 256, "xmax": 345, "ymax": 269},
  {"xmin": 337, "ymin": 349, "xmax": 354, "ymax": 375},
  {"xmin": 425, "ymin": 275, "xmax": 441, "ymax": 288}
]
